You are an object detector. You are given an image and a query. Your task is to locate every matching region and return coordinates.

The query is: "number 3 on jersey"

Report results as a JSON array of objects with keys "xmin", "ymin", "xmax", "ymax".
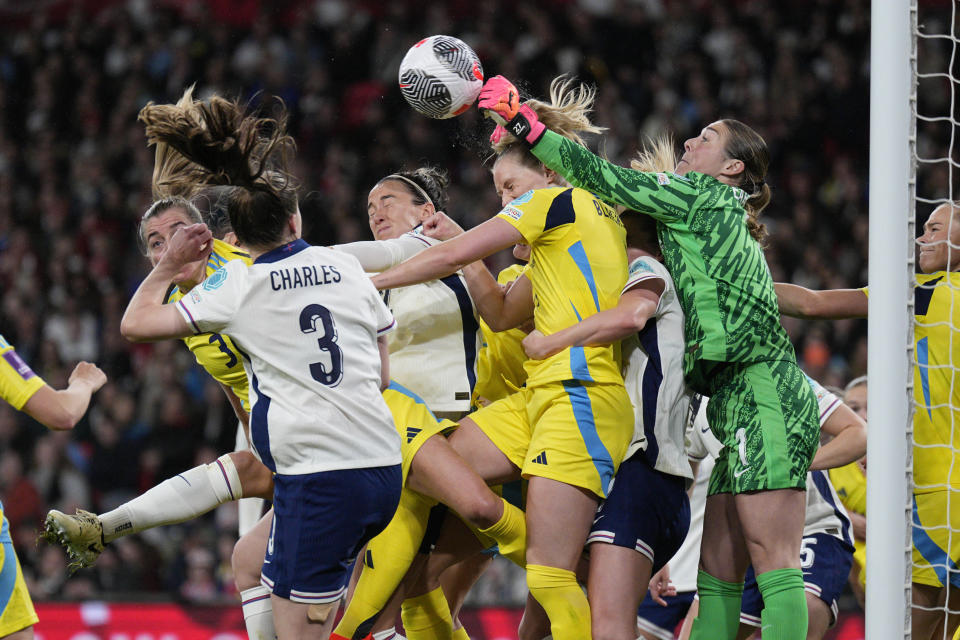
[{"xmin": 299, "ymin": 304, "xmax": 343, "ymax": 386}]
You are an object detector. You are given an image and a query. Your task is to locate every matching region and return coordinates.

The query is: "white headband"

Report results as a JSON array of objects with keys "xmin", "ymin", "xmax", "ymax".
[{"xmin": 384, "ymin": 174, "xmax": 434, "ymax": 209}]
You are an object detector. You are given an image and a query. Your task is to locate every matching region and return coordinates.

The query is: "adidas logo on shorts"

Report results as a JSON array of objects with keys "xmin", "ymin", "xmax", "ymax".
[
  {"xmin": 531, "ymin": 451, "xmax": 548, "ymax": 465},
  {"xmin": 406, "ymin": 427, "xmax": 421, "ymax": 443}
]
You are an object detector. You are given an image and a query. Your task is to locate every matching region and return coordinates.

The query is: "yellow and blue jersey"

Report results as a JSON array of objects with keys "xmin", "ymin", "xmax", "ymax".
[
  {"xmin": 472, "ymin": 263, "xmax": 530, "ymax": 407},
  {"xmin": 165, "ymin": 238, "xmax": 252, "ymax": 409},
  {"xmin": 829, "ymin": 461, "xmax": 866, "ymax": 517},
  {"xmin": 496, "ymin": 187, "xmax": 627, "ymax": 387},
  {"xmin": 0, "ymin": 336, "xmax": 45, "ymax": 411},
  {"xmin": 910, "ymin": 272, "xmax": 960, "ymax": 493}
]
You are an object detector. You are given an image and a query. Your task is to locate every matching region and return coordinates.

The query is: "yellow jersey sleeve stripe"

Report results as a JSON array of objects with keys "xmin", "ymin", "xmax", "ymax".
[{"xmin": 0, "ymin": 343, "xmax": 45, "ymax": 410}]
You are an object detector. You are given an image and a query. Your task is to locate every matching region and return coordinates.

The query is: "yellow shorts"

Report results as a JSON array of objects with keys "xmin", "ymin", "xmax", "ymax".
[
  {"xmin": 383, "ymin": 384, "xmax": 457, "ymax": 483},
  {"xmin": 912, "ymin": 489, "xmax": 960, "ymax": 588},
  {"xmin": 0, "ymin": 541, "xmax": 38, "ymax": 636},
  {"xmin": 468, "ymin": 380, "xmax": 633, "ymax": 498},
  {"xmin": 853, "ymin": 539, "xmax": 866, "ymax": 586}
]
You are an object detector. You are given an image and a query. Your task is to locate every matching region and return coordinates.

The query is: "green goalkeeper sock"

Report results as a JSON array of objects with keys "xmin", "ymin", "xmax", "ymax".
[
  {"xmin": 757, "ymin": 568, "xmax": 808, "ymax": 640},
  {"xmin": 689, "ymin": 570, "xmax": 744, "ymax": 640}
]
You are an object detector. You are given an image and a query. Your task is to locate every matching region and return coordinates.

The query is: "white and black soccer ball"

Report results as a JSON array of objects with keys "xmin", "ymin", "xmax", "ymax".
[{"xmin": 398, "ymin": 35, "xmax": 484, "ymax": 119}]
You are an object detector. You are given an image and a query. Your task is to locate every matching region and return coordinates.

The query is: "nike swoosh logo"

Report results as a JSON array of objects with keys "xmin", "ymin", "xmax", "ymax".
[
  {"xmin": 734, "ymin": 467, "xmax": 750, "ymax": 479},
  {"xmin": 593, "ymin": 515, "xmax": 604, "ymax": 525}
]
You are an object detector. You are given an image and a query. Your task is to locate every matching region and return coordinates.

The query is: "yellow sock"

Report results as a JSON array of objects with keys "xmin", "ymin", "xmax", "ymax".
[
  {"xmin": 452, "ymin": 625, "xmax": 470, "ymax": 640},
  {"xmin": 334, "ymin": 490, "xmax": 433, "ymax": 638},
  {"xmin": 526, "ymin": 563, "xmax": 591, "ymax": 640},
  {"xmin": 401, "ymin": 587, "xmax": 453, "ymax": 640},
  {"xmin": 477, "ymin": 498, "xmax": 526, "ymax": 566}
]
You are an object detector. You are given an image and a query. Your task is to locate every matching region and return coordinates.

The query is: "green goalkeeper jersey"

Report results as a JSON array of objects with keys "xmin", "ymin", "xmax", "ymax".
[{"xmin": 531, "ymin": 130, "xmax": 797, "ymax": 393}]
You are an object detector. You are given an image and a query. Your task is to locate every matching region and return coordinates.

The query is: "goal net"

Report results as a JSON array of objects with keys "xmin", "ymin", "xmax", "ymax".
[
  {"xmin": 884, "ymin": 0, "xmax": 960, "ymax": 637},
  {"xmin": 911, "ymin": 1, "xmax": 960, "ymax": 637}
]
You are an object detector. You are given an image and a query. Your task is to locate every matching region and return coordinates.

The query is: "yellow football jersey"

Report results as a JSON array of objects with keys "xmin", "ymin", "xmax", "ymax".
[
  {"xmin": 497, "ymin": 187, "xmax": 627, "ymax": 386},
  {"xmin": 166, "ymin": 239, "xmax": 252, "ymax": 409},
  {"xmin": 0, "ymin": 336, "xmax": 45, "ymax": 411},
  {"xmin": 912, "ymin": 271, "xmax": 960, "ymax": 492},
  {"xmin": 472, "ymin": 263, "xmax": 530, "ymax": 407},
  {"xmin": 829, "ymin": 461, "xmax": 866, "ymax": 516}
]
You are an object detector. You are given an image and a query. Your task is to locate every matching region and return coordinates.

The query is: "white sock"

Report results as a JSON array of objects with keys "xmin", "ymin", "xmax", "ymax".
[
  {"xmin": 241, "ymin": 585, "xmax": 276, "ymax": 640},
  {"xmin": 373, "ymin": 629, "xmax": 406, "ymax": 640},
  {"xmin": 99, "ymin": 454, "xmax": 243, "ymax": 542},
  {"xmin": 238, "ymin": 497, "xmax": 266, "ymax": 537}
]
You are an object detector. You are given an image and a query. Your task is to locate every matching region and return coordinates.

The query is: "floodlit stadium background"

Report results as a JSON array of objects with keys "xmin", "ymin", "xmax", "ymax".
[{"xmin": 0, "ymin": 0, "xmax": 951, "ymax": 637}]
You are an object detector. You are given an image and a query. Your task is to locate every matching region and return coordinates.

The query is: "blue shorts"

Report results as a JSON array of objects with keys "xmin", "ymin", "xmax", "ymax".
[
  {"xmin": 636, "ymin": 590, "xmax": 695, "ymax": 640},
  {"xmin": 261, "ymin": 465, "xmax": 402, "ymax": 603},
  {"xmin": 587, "ymin": 453, "xmax": 690, "ymax": 573},
  {"xmin": 740, "ymin": 532, "xmax": 854, "ymax": 627}
]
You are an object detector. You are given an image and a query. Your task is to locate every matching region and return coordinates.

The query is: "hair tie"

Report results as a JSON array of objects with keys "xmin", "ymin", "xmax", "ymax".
[{"xmin": 384, "ymin": 174, "xmax": 434, "ymax": 208}]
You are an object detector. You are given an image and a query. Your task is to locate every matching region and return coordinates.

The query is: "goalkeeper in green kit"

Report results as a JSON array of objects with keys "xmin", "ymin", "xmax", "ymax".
[{"xmin": 479, "ymin": 76, "xmax": 820, "ymax": 640}]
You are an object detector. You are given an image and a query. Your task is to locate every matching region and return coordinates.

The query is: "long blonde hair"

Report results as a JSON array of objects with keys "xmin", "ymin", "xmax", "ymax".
[
  {"xmin": 630, "ymin": 136, "xmax": 678, "ymax": 174},
  {"xmin": 490, "ymin": 76, "xmax": 605, "ymax": 169},
  {"xmin": 150, "ymin": 85, "xmax": 208, "ymax": 200}
]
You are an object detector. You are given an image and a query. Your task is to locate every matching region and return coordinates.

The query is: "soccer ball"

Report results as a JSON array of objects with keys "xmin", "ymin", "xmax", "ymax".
[{"xmin": 398, "ymin": 35, "xmax": 484, "ymax": 119}]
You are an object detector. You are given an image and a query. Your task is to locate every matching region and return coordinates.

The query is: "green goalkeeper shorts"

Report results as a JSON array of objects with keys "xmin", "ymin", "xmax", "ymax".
[{"xmin": 705, "ymin": 360, "xmax": 819, "ymax": 495}]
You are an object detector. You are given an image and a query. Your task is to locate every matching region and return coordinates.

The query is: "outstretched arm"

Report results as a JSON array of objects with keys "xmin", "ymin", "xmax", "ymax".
[
  {"xmin": 478, "ymin": 77, "xmax": 694, "ymax": 221},
  {"xmin": 122, "ymin": 224, "xmax": 212, "ymax": 342},
  {"xmin": 21, "ymin": 362, "xmax": 107, "ymax": 431},
  {"xmin": 530, "ymin": 130, "xmax": 698, "ymax": 222},
  {"xmin": 334, "ymin": 235, "xmax": 434, "ymax": 273},
  {"xmin": 774, "ymin": 283, "xmax": 868, "ymax": 319},
  {"xmin": 810, "ymin": 402, "xmax": 867, "ymax": 470},
  {"xmin": 522, "ymin": 279, "xmax": 663, "ymax": 360},
  {"xmin": 371, "ymin": 218, "xmax": 522, "ymax": 290}
]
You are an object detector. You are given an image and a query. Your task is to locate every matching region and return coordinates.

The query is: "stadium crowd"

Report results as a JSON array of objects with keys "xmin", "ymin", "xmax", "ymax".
[{"xmin": 0, "ymin": 0, "xmax": 945, "ymax": 609}]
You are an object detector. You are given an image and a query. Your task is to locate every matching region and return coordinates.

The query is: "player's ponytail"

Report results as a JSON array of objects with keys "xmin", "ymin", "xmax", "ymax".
[
  {"xmin": 139, "ymin": 93, "xmax": 299, "ymax": 249},
  {"xmin": 720, "ymin": 119, "xmax": 769, "ymax": 244},
  {"xmin": 630, "ymin": 135, "xmax": 678, "ymax": 174},
  {"xmin": 491, "ymin": 76, "xmax": 605, "ymax": 170},
  {"xmin": 150, "ymin": 85, "xmax": 206, "ymax": 200}
]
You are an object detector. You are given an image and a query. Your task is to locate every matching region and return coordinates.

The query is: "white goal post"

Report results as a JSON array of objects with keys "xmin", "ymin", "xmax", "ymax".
[{"xmin": 866, "ymin": 0, "xmax": 914, "ymax": 638}]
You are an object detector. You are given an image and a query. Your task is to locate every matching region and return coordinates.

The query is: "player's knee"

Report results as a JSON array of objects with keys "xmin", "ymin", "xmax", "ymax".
[
  {"xmin": 518, "ymin": 608, "xmax": 549, "ymax": 640},
  {"xmin": 741, "ymin": 532, "xmax": 795, "ymax": 574},
  {"xmin": 232, "ymin": 536, "xmax": 262, "ymax": 591},
  {"xmin": 591, "ymin": 618, "xmax": 637, "ymax": 640},
  {"xmin": 229, "ymin": 451, "xmax": 273, "ymax": 499},
  {"xmin": 307, "ymin": 601, "xmax": 337, "ymax": 624},
  {"xmin": 459, "ymin": 491, "xmax": 502, "ymax": 530}
]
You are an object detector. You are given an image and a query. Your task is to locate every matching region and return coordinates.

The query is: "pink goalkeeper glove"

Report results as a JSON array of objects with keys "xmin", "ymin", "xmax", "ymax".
[{"xmin": 478, "ymin": 76, "xmax": 546, "ymax": 146}]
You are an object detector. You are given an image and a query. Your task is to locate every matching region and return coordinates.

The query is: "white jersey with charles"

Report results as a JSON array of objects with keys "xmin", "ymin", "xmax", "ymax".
[
  {"xmin": 379, "ymin": 231, "xmax": 480, "ymax": 413},
  {"xmin": 621, "ymin": 256, "xmax": 693, "ymax": 481},
  {"xmin": 176, "ymin": 239, "xmax": 401, "ymax": 476}
]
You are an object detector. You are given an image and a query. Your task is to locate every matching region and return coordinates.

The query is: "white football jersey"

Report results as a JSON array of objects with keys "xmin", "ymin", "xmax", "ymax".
[
  {"xmin": 176, "ymin": 239, "xmax": 401, "ymax": 476},
  {"xmin": 621, "ymin": 256, "xmax": 693, "ymax": 480},
  {"xmin": 381, "ymin": 232, "xmax": 480, "ymax": 413},
  {"xmin": 669, "ymin": 399, "xmax": 719, "ymax": 592},
  {"xmin": 802, "ymin": 376, "xmax": 853, "ymax": 543}
]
